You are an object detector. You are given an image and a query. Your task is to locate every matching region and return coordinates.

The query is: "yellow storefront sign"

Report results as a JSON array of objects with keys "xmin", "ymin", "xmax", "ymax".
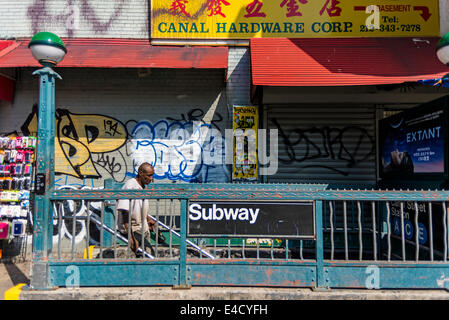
[{"xmin": 151, "ymin": 0, "xmax": 439, "ymax": 39}]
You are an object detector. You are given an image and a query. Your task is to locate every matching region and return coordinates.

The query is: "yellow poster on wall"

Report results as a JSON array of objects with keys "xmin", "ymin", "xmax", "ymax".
[
  {"xmin": 151, "ymin": 0, "xmax": 439, "ymax": 39},
  {"xmin": 232, "ymin": 106, "xmax": 258, "ymax": 181}
]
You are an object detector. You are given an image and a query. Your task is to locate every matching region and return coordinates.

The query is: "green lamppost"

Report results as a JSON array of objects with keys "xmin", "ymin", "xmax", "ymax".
[
  {"xmin": 436, "ymin": 33, "xmax": 449, "ymax": 66},
  {"xmin": 28, "ymin": 32, "xmax": 66, "ymax": 289}
]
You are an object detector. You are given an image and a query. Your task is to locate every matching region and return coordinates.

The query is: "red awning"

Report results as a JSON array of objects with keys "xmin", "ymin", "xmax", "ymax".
[
  {"xmin": 250, "ymin": 38, "xmax": 448, "ymax": 86},
  {"xmin": 0, "ymin": 74, "xmax": 14, "ymax": 102},
  {"xmin": 0, "ymin": 39, "xmax": 228, "ymax": 69},
  {"xmin": 0, "ymin": 41, "xmax": 17, "ymax": 101},
  {"xmin": 0, "ymin": 40, "xmax": 15, "ymax": 52}
]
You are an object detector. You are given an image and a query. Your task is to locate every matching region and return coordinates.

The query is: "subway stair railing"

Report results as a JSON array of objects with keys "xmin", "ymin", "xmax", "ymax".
[{"xmin": 29, "ymin": 180, "xmax": 449, "ymax": 290}]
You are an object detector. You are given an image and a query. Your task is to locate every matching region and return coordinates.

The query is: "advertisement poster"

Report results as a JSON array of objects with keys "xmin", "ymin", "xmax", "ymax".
[
  {"xmin": 151, "ymin": 0, "xmax": 439, "ymax": 39},
  {"xmin": 379, "ymin": 99, "xmax": 447, "ymax": 178},
  {"xmin": 389, "ymin": 201, "xmax": 445, "ymax": 259},
  {"xmin": 232, "ymin": 106, "xmax": 258, "ymax": 181}
]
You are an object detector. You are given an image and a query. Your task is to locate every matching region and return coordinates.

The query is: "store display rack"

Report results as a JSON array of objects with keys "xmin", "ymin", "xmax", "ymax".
[{"xmin": 0, "ymin": 136, "xmax": 36, "ymax": 241}]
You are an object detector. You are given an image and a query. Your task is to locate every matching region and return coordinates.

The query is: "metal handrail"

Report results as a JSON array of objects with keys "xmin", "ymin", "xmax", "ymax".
[
  {"xmin": 50, "ymin": 186, "xmax": 449, "ymax": 202},
  {"xmin": 42, "ymin": 186, "xmax": 449, "ymax": 289}
]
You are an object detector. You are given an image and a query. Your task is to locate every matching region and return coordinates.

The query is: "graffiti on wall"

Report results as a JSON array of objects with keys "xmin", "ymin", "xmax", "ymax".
[
  {"xmin": 21, "ymin": 104, "xmax": 231, "ymax": 245},
  {"xmin": 166, "ymin": 108, "xmax": 223, "ymax": 131},
  {"xmin": 27, "ymin": 185, "xmax": 104, "ymax": 245},
  {"xmin": 22, "ymin": 106, "xmax": 129, "ymax": 182},
  {"xmin": 21, "ymin": 105, "xmax": 230, "ymax": 185},
  {"xmin": 26, "ymin": 0, "xmax": 144, "ymax": 37},
  {"xmin": 271, "ymin": 118, "xmax": 375, "ymax": 176},
  {"xmin": 129, "ymin": 119, "xmax": 230, "ymax": 182}
]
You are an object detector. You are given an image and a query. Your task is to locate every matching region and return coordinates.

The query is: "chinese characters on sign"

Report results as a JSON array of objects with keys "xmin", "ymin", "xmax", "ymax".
[
  {"xmin": 154, "ymin": 0, "xmax": 439, "ymax": 38},
  {"xmin": 207, "ymin": 0, "xmax": 231, "ymax": 17},
  {"xmin": 320, "ymin": 0, "xmax": 342, "ymax": 17},
  {"xmin": 244, "ymin": 0, "xmax": 266, "ymax": 18},
  {"xmin": 169, "ymin": 0, "xmax": 342, "ymax": 18},
  {"xmin": 280, "ymin": 0, "xmax": 308, "ymax": 17},
  {"xmin": 170, "ymin": 0, "xmax": 191, "ymax": 17}
]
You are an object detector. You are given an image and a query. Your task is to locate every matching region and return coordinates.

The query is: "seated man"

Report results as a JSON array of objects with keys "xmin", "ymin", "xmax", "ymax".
[{"xmin": 116, "ymin": 162, "xmax": 165, "ymax": 257}]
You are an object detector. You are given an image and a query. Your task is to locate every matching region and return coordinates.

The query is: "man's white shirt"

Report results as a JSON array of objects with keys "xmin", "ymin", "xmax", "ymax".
[{"xmin": 116, "ymin": 178, "xmax": 149, "ymax": 234}]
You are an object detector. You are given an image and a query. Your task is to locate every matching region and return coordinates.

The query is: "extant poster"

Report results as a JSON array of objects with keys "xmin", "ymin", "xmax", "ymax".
[{"xmin": 379, "ymin": 99, "xmax": 446, "ymax": 178}]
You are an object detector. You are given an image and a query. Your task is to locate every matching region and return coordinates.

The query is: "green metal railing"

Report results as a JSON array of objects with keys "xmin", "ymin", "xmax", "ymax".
[{"xmin": 29, "ymin": 182, "xmax": 449, "ymax": 290}]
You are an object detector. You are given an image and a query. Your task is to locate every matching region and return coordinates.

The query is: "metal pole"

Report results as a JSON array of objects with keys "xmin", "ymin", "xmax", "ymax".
[
  {"xmin": 314, "ymin": 200, "xmax": 328, "ymax": 290},
  {"xmin": 177, "ymin": 199, "xmax": 189, "ymax": 288},
  {"xmin": 30, "ymin": 67, "xmax": 60, "ymax": 290}
]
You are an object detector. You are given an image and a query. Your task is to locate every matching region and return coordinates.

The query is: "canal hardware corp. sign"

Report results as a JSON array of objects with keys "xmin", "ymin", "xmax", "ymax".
[
  {"xmin": 151, "ymin": 0, "xmax": 439, "ymax": 39},
  {"xmin": 188, "ymin": 201, "xmax": 315, "ymax": 238}
]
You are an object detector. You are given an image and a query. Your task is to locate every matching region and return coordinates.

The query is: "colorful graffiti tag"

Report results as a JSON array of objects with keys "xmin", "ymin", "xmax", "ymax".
[
  {"xmin": 27, "ymin": 0, "xmax": 132, "ymax": 37},
  {"xmin": 22, "ymin": 106, "xmax": 128, "ymax": 181},
  {"xmin": 130, "ymin": 120, "xmax": 230, "ymax": 182},
  {"xmin": 22, "ymin": 105, "xmax": 230, "ymax": 185}
]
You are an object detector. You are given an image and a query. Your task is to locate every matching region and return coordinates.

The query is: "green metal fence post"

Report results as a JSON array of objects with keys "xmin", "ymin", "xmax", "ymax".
[
  {"xmin": 314, "ymin": 200, "xmax": 329, "ymax": 291},
  {"xmin": 174, "ymin": 199, "xmax": 190, "ymax": 289},
  {"xmin": 102, "ymin": 179, "xmax": 115, "ymax": 247}
]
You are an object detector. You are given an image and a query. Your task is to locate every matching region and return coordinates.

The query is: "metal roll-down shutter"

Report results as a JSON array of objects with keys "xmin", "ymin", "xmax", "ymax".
[{"xmin": 265, "ymin": 104, "xmax": 376, "ymax": 187}]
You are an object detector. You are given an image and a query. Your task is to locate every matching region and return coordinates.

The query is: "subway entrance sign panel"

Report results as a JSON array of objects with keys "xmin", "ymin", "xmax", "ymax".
[{"xmin": 188, "ymin": 201, "xmax": 315, "ymax": 238}]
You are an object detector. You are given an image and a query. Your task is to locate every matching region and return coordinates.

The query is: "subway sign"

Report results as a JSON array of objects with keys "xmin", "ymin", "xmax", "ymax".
[
  {"xmin": 151, "ymin": 0, "xmax": 439, "ymax": 39},
  {"xmin": 188, "ymin": 201, "xmax": 315, "ymax": 238}
]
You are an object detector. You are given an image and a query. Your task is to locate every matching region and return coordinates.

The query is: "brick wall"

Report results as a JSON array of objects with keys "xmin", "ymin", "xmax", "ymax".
[
  {"xmin": 0, "ymin": 0, "xmax": 149, "ymax": 39},
  {"xmin": 227, "ymin": 47, "xmax": 251, "ymax": 108},
  {"xmin": 440, "ymin": 0, "xmax": 449, "ymax": 35}
]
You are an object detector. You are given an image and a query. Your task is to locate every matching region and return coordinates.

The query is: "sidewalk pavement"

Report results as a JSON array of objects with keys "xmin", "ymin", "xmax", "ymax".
[
  {"xmin": 0, "ymin": 260, "xmax": 30, "ymax": 300},
  {"xmin": 15, "ymin": 285, "xmax": 449, "ymax": 300},
  {"xmin": 2, "ymin": 257, "xmax": 449, "ymax": 300}
]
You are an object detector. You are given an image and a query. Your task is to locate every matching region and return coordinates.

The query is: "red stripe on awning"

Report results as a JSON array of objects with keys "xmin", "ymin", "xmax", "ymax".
[
  {"xmin": 250, "ymin": 38, "xmax": 448, "ymax": 86},
  {"xmin": 0, "ymin": 41, "xmax": 17, "ymax": 101},
  {"xmin": 0, "ymin": 74, "xmax": 14, "ymax": 102},
  {"xmin": 0, "ymin": 39, "xmax": 228, "ymax": 69}
]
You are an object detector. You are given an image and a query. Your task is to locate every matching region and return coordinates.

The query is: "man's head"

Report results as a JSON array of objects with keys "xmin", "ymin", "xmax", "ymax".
[{"xmin": 136, "ymin": 162, "xmax": 154, "ymax": 187}]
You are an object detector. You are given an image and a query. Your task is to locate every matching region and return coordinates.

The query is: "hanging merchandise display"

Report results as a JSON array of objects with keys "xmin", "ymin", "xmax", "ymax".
[
  {"xmin": 0, "ymin": 136, "xmax": 36, "ymax": 241},
  {"xmin": 0, "ymin": 221, "xmax": 10, "ymax": 240}
]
